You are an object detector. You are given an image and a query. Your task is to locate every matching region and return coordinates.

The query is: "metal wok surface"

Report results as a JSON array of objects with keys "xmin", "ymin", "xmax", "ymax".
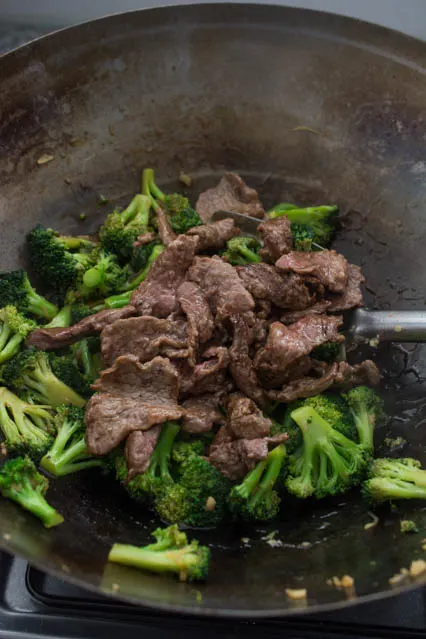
[{"xmin": 2, "ymin": 3, "xmax": 426, "ymax": 616}]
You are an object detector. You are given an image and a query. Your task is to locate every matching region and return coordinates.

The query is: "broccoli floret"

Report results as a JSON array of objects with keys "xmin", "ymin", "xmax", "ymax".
[
  {"xmin": 99, "ymin": 194, "xmax": 151, "ymax": 262},
  {"xmin": 401, "ymin": 519, "xmax": 418, "ymax": 533},
  {"xmin": 40, "ymin": 405, "xmax": 101, "ymax": 477},
  {"xmin": 131, "ymin": 240, "xmax": 162, "ymax": 272},
  {"xmin": 70, "ymin": 338, "xmax": 101, "ymax": 385},
  {"xmin": 155, "ymin": 455, "xmax": 231, "ymax": 528},
  {"xmin": 171, "ymin": 440, "xmax": 206, "ymax": 465},
  {"xmin": 70, "ymin": 304, "xmax": 94, "ymax": 324},
  {"xmin": 268, "ymin": 204, "xmax": 339, "ymax": 247},
  {"xmin": 0, "ymin": 270, "xmax": 58, "ymax": 321},
  {"xmin": 169, "ymin": 208, "xmax": 203, "ymax": 234},
  {"xmin": 0, "ymin": 456, "xmax": 63, "ymax": 528},
  {"xmin": 291, "ymin": 224, "xmax": 316, "ymax": 251},
  {"xmin": 76, "ymin": 249, "xmax": 128, "ymax": 299},
  {"xmin": 363, "ymin": 457, "xmax": 426, "ymax": 505},
  {"xmin": 0, "ymin": 387, "xmax": 54, "ymax": 459},
  {"xmin": 0, "ymin": 306, "xmax": 36, "ymax": 364},
  {"xmin": 109, "ymin": 452, "xmax": 151, "ymax": 503},
  {"xmin": 222, "ymin": 236, "xmax": 262, "ymax": 266},
  {"xmin": 344, "ymin": 386, "xmax": 385, "ymax": 452},
  {"xmin": 286, "ymin": 405, "xmax": 366, "ymax": 499},
  {"xmin": 108, "ymin": 524, "xmax": 210, "ymax": 582},
  {"xmin": 228, "ymin": 445, "xmax": 286, "ymax": 521},
  {"xmin": 27, "ymin": 225, "xmax": 95, "ymax": 293},
  {"xmin": 311, "ymin": 341, "xmax": 342, "ymax": 363},
  {"xmin": 301, "ymin": 394, "xmax": 356, "ymax": 440},
  {"xmin": 49, "ymin": 352, "xmax": 91, "ymax": 397},
  {"xmin": 1, "ymin": 349, "xmax": 86, "ymax": 408}
]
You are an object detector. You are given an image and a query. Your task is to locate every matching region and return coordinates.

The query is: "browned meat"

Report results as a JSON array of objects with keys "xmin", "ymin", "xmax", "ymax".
[
  {"xmin": 276, "ymin": 250, "xmax": 349, "ymax": 294},
  {"xmin": 188, "ymin": 256, "xmax": 255, "ymax": 325},
  {"xmin": 327, "ymin": 264, "xmax": 365, "ymax": 312},
  {"xmin": 28, "ymin": 306, "xmax": 137, "ymax": 351},
  {"xmin": 125, "ymin": 426, "xmax": 162, "ymax": 479},
  {"xmin": 131, "ymin": 235, "xmax": 198, "ymax": 317},
  {"xmin": 133, "ymin": 231, "xmax": 157, "ymax": 248},
  {"xmin": 178, "ymin": 345, "xmax": 231, "ymax": 396},
  {"xmin": 280, "ymin": 301, "xmax": 332, "ymax": 325},
  {"xmin": 209, "ymin": 435, "xmax": 287, "ymax": 480},
  {"xmin": 228, "ymin": 314, "xmax": 264, "ymax": 405},
  {"xmin": 156, "ymin": 206, "xmax": 177, "ymax": 246},
  {"xmin": 258, "ymin": 216, "xmax": 293, "ymax": 262},
  {"xmin": 334, "ymin": 360, "xmax": 380, "ymax": 388},
  {"xmin": 182, "ymin": 395, "xmax": 225, "ymax": 434},
  {"xmin": 91, "ymin": 355, "xmax": 180, "ymax": 405},
  {"xmin": 101, "ymin": 316, "xmax": 188, "ymax": 366},
  {"xmin": 236, "ymin": 263, "xmax": 314, "ymax": 310},
  {"xmin": 227, "ymin": 393, "xmax": 272, "ymax": 439},
  {"xmin": 187, "ymin": 218, "xmax": 240, "ymax": 251},
  {"xmin": 85, "ymin": 393, "xmax": 182, "ymax": 456},
  {"xmin": 196, "ymin": 173, "xmax": 265, "ymax": 223},
  {"xmin": 255, "ymin": 315, "xmax": 343, "ymax": 388},
  {"xmin": 177, "ymin": 281, "xmax": 214, "ymax": 365}
]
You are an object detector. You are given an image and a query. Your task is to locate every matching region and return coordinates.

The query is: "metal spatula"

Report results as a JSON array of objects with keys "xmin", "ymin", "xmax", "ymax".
[{"xmin": 211, "ymin": 210, "xmax": 426, "ymax": 344}]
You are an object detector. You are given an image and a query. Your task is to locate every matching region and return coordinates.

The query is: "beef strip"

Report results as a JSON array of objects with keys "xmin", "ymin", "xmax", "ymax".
[
  {"xmin": 227, "ymin": 393, "xmax": 272, "ymax": 439},
  {"xmin": 177, "ymin": 281, "xmax": 214, "ymax": 365},
  {"xmin": 157, "ymin": 206, "xmax": 177, "ymax": 246},
  {"xmin": 125, "ymin": 426, "xmax": 162, "ymax": 479},
  {"xmin": 187, "ymin": 218, "xmax": 240, "ymax": 252},
  {"xmin": 280, "ymin": 301, "xmax": 332, "ymax": 325},
  {"xmin": 276, "ymin": 250, "xmax": 349, "ymax": 293},
  {"xmin": 101, "ymin": 316, "xmax": 188, "ymax": 366},
  {"xmin": 28, "ymin": 306, "xmax": 137, "ymax": 351},
  {"xmin": 326, "ymin": 264, "xmax": 365, "ymax": 312},
  {"xmin": 133, "ymin": 231, "xmax": 157, "ymax": 248},
  {"xmin": 91, "ymin": 355, "xmax": 180, "ymax": 404},
  {"xmin": 236, "ymin": 263, "xmax": 314, "ymax": 310},
  {"xmin": 228, "ymin": 314, "xmax": 264, "ymax": 405},
  {"xmin": 178, "ymin": 345, "xmax": 231, "ymax": 396},
  {"xmin": 333, "ymin": 360, "xmax": 380, "ymax": 388},
  {"xmin": 255, "ymin": 315, "xmax": 343, "ymax": 388},
  {"xmin": 85, "ymin": 393, "xmax": 182, "ymax": 456},
  {"xmin": 196, "ymin": 173, "xmax": 265, "ymax": 223},
  {"xmin": 258, "ymin": 216, "xmax": 293, "ymax": 262},
  {"xmin": 188, "ymin": 256, "xmax": 255, "ymax": 325},
  {"xmin": 131, "ymin": 235, "xmax": 198, "ymax": 317},
  {"xmin": 182, "ymin": 394, "xmax": 225, "ymax": 434}
]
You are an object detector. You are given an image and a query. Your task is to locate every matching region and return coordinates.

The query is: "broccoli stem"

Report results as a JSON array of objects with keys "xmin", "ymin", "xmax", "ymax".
[
  {"xmin": 45, "ymin": 305, "xmax": 72, "ymax": 329},
  {"xmin": 250, "ymin": 445, "xmax": 286, "ymax": 508},
  {"xmin": 42, "ymin": 439, "xmax": 101, "ymax": 476},
  {"xmin": 148, "ymin": 421, "xmax": 180, "ymax": 481},
  {"xmin": 0, "ymin": 402, "xmax": 22, "ymax": 448},
  {"xmin": 123, "ymin": 244, "xmax": 164, "ymax": 291},
  {"xmin": 269, "ymin": 205, "xmax": 338, "ymax": 221},
  {"xmin": 24, "ymin": 359, "xmax": 86, "ymax": 408},
  {"xmin": 237, "ymin": 458, "xmax": 269, "ymax": 500},
  {"xmin": 0, "ymin": 333, "xmax": 23, "ymax": 364},
  {"xmin": 142, "ymin": 168, "xmax": 165, "ymax": 205},
  {"xmin": 25, "ymin": 283, "xmax": 58, "ymax": 320},
  {"xmin": 108, "ymin": 544, "xmax": 195, "ymax": 576},
  {"xmin": 238, "ymin": 245, "xmax": 262, "ymax": 263},
  {"xmin": 366, "ymin": 478, "xmax": 426, "ymax": 501},
  {"xmin": 350, "ymin": 404, "xmax": 373, "ymax": 450},
  {"xmin": 15, "ymin": 485, "xmax": 64, "ymax": 528}
]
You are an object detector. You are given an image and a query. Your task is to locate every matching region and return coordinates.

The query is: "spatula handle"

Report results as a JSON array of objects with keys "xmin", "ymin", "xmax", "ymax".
[{"xmin": 349, "ymin": 309, "xmax": 426, "ymax": 343}]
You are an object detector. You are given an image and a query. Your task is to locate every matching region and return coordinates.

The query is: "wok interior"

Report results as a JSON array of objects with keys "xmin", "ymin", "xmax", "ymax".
[{"xmin": 2, "ymin": 4, "xmax": 426, "ymax": 615}]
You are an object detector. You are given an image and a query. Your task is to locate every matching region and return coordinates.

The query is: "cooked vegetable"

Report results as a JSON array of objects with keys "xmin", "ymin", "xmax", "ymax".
[
  {"xmin": 0, "ymin": 306, "xmax": 36, "ymax": 364},
  {"xmin": 99, "ymin": 194, "xmax": 151, "ymax": 262},
  {"xmin": 363, "ymin": 458, "xmax": 426, "ymax": 503},
  {"xmin": 268, "ymin": 204, "xmax": 338, "ymax": 247},
  {"xmin": 0, "ymin": 270, "xmax": 58, "ymax": 320},
  {"xmin": 222, "ymin": 236, "xmax": 262, "ymax": 265},
  {"xmin": 344, "ymin": 386, "xmax": 385, "ymax": 452}
]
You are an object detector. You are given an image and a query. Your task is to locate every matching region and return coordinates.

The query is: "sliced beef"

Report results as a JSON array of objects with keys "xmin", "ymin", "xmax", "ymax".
[
  {"xmin": 255, "ymin": 315, "xmax": 343, "ymax": 388},
  {"xmin": 125, "ymin": 426, "xmax": 162, "ymax": 479},
  {"xmin": 85, "ymin": 394, "xmax": 182, "ymax": 456},
  {"xmin": 177, "ymin": 281, "xmax": 214, "ymax": 365},
  {"xmin": 327, "ymin": 264, "xmax": 364, "ymax": 312},
  {"xmin": 228, "ymin": 314, "xmax": 264, "ymax": 405},
  {"xmin": 131, "ymin": 235, "xmax": 198, "ymax": 317},
  {"xmin": 333, "ymin": 360, "xmax": 380, "ymax": 388},
  {"xmin": 182, "ymin": 394, "xmax": 225, "ymax": 434},
  {"xmin": 91, "ymin": 355, "xmax": 180, "ymax": 405},
  {"xmin": 258, "ymin": 216, "xmax": 293, "ymax": 262},
  {"xmin": 280, "ymin": 301, "xmax": 332, "ymax": 325},
  {"xmin": 157, "ymin": 206, "xmax": 177, "ymax": 246},
  {"xmin": 236, "ymin": 263, "xmax": 314, "ymax": 310},
  {"xmin": 101, "ymin": 316, "xmax": 188, "ymax": 366},
  {"xmin": 196, "ymin": 173, "xmax": 265, "ymax": 223},
  {"xmin": 133, "ymin": 231, "xmax": 157, "ymax": 248},
  {"xmin": 187, "ymin": 218, "xmax": 240, "ymax": 252},
  {"xmin": 276, "ymin": 250, "xmax": 349, "ymax": 293},
  {"xmin": 188, "ymin": 256, "xmax": 255, "ymax": 325},
  {"xmin": 227, "ymin": 393, "xmax": 272, "ymax": 439},
  {"xmin": 28, "ymin": 306, "xmax": 137, "ymax": 351},
  {"xmin": 178, "ymin": 345, "xmax": 231, "ymax": 397}
]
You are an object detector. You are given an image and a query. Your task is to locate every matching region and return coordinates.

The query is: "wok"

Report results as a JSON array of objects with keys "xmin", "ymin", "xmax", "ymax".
[{"xmin": 2, "ymin": 3, "xmax": 426, "ymax": 617}]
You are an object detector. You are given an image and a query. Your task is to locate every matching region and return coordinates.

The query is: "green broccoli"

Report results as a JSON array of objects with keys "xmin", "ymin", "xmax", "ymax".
[
  {"xmin": 268, "ymin": 204, "xmax": 339, "ymax": 247},
  {"xmin": 401, "ymin": 519, "xmax": 418, "ymax": 533},
  {"xmin": 27, "ymin": 225, "xmax": 95, "ymax": 293},
  {"xmin": 0, "ymin": 456, "xmax": 63, "ymax": 528},
  {"xmin": 311, "ymin": 341, "xmax": 342, "ymax": 363},
  {"xmin": 363, "ymin": 457, "xmax": 426, "ymax": 503},
  {"xmin": 44, "ymin": 305, "xmax": 72, "ymax": 329},
  {"xmin": 74, "ymin": 249, "xmax": 128, "ymax": 300},
  {"xmin": 286, "ymin": 405, "xmax": 366, "ymax": 499},
  {"xmin": 108, "ymin": 524, "xmax": 210, "ymax": 582},
  {"xmin": 99, "ymin": 194, "xmax": 151, "ymax": 262},
  {"xmin": 131, "ymin": 240, "xmax": 162, "ymax": 272},
  {"xmin": 155, "ymin": 454, "xmax": 231, "ymax": 528},
  {"xmin": 0, "ymin": 270, "xmax": 58, "ymax": 320},
  {"xmin": 222, "ymin": 236, "xmax": 262, "ymax": 266},
  {"xmin": 344, "ymin": 386, "xmax": 385, "ymax": 452},
  {"xmin": 169, "ymin": 209, "xmax": 203, "ymax": 234},
  {"xmin": 291, "ymin": 224, "xmax": 316, "ymax": 251},
  {"xmin": 228, "ymin": 445, "xmax": 286, "ymax": 522},
  {"xmin": 0, "ymin": 306, "xmax": 36, "ymax": 364},
  {"xmin": 49, "ymin": 352, "xmax": 92, "ymax": 397},
  {"xmin": 0, "ymin": 387, "xmax": 54, "ymax": 459},
  {"xmin": 40, "ymin": 405, "xmax": 101, "ymax": 477},
  {"xmin": 171, "ymin": 440, "xmax": 206, "ymax": 465},
  {"xmin": 70, "ymin": 338, "xmax": 101, "ymax": 385},
  {"xmin": 1, "ymin": 349, "xmax": 86, "ymax": 408}
]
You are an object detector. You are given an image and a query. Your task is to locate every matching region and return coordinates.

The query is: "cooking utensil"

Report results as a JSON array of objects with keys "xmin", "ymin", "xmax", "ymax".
[
  {"xmin": 212, "ymin": 210, "xmax": 426, "ymax": 344},
  {"xmin": 2, "ymin": 4, "xmax": 426, "ymax": 617}
]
